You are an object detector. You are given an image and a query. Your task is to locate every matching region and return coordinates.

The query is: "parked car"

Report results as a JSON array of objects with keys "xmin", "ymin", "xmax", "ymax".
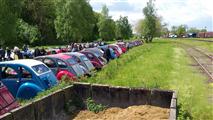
[
  {"xmin": 117, "ymin": 43, "xmax": 127, "ymax": 53},
  {"xmin": 35, "ymin": 54, "xmax": 85, "ymax": 81},
  {"xmin": 82, "ymin": 48, "xmax": 107, "ymax": 65},
  {"xmin": 83, "ymin": 48, "xmax": 104, "ymax": 57},
  {"xmin": 0, "ymin": 81, "xmax": 19, "ymax": 115},
  {"xmin": 63, "ymin": 52, "xmax": 95, "ymax": 73},
  {"xmin": 108, "ymin": 44, "xmax": 122, "ymax": 57},
  {"xmin": 0, "ymin": 59, "xmax": 58, "ymax": 99},
  {"xmin": 46, "ymin": 48, "xmax": 63, "ymax": 55},
  {"xmin": 80, "ymin": 51, "xmax": 105, "ymax": 70}
]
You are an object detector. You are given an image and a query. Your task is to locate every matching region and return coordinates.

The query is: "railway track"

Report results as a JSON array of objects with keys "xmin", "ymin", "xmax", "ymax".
[{"xmin": 180, "ymin": 43, "xmax": 213, "ymax": 82}]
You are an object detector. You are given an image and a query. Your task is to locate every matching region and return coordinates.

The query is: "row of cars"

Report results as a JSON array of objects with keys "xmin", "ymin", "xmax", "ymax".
[{"xmin": 0, "ymin": 40, "xmax": 142, "ymax": 115}]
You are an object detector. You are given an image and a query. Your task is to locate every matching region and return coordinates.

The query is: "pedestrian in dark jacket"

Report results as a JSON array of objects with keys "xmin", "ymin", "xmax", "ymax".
[
  {"xmin": 34, "ymin": 48, "xmax": 41, "ymax": 57},
  {"xmin": 103, "ymin": 48, "xmax": 111, "ymax": 62},
  {"xmin": 0, "ymin": 46, "xmax": 5, "ymax": 61},
  {"xmin": 5, "ymin": 47, "xmax": 12, "ymax": 61},
  {"xmin": 40, "ymin": 48, "xmax": 47, "ymax": 56}
]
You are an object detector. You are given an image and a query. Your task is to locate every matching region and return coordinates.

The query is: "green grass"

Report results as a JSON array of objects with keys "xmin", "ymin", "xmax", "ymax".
[
  {"xmin": 172, "ymin": 39, "xmax": 213, "ymax": 52},
  {"xmin": 85, "ymin": 39, "xmax": 213, "ymax": 120}
]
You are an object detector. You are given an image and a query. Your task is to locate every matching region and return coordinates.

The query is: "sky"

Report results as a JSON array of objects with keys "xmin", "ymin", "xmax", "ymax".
[{"xmin": 89, "ymin": 0, "xmax": 213, "ymax": 31}]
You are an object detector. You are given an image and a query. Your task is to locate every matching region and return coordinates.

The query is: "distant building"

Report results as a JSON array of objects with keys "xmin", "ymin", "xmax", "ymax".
[{"xmin": 197, "ymin": 32, "xmax": 213, "ymax": 38}]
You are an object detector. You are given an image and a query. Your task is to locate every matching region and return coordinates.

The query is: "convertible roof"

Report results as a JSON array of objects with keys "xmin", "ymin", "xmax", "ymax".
[
  {"xmin": 0, "ymin": 59, "xmax": 44, "ymax": 67},
  {"xmin": 48, "ymin": 54, "xmax": 72, "ymax": 60},
  {"xmin": 65, "ymin": 52, "xmax": 84, "ymax": 57}
]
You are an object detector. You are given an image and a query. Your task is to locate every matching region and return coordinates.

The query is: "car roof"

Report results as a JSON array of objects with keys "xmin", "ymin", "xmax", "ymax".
[
  {"xmin": 43, "ymin": 54, "xmax": 72, "ymax": 60},
  {"xmin": 65, "ymin": 52, "xmax": 85, "ymax": 57},
  {"xmin": 84, "ymin": 48, "xmax": 100, "ymax": 51},
  {"xmin": 0, "ymin": 59, "xmax": 44, "ymax": 67}
]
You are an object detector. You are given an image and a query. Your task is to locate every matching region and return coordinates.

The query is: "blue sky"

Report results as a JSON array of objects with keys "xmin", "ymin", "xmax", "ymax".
[{"xmin": 89, "ymin": 0, "xmax": 213, "ymax": 31}]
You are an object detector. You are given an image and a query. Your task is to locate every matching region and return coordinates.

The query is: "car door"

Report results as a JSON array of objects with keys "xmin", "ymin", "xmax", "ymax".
[
  {"xmin": 0, "ymin": 82, "xmax": 19, "ymax": 115},
  {"xmin": 0, "ymin": 66, "xmax": 20, "ymax": 97},
  {"xmin": 43, "ymin": 58, "xmax": 58, "ymax": 75},
  {"xmin": 72, "ymin": 56, "xmax": 84, "ymax": 67},
  {"xmin": 18, "ymin": 66, "xmax": 34, "ymax": 82},
  {"xmin": 56, "ymin": 59, "xmax": 69, "ymax": 72}
]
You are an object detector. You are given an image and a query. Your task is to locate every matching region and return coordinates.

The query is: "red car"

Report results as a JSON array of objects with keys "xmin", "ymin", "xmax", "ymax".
[
  {"xmin": 0, "ymin": 82, "xmax": 19, "ymax": 115},
  {"xmin": 35, "ymin": 54, "xmax": 85, "ymax": 81},
  {"xmin": 80, "ymin": 51, "xmax": 105, "ymax": 70},
  {"xmin": 46, "ymin": 48, "xmax": 63, "ymax": 55},
  {"xmin": 108, "ymin": 45, "xmax": 122, "ymax": 57},
  {"xmin": 117, "ymin": 43, "xmax": 127, "ymax": 53}
]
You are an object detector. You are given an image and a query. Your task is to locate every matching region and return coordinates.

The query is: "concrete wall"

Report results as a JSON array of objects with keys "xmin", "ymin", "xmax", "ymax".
[
  {"xmin": 0, "ymin": 83, "xmax": 177, "ymax": 120},
  {"xmin": 73, "ymin": 83, "xmax": 174, "ymax": 108}
]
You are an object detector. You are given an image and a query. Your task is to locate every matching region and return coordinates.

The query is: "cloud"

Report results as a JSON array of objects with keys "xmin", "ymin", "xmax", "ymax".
[{"xmin": 89, "ymin": 0, "xmax": 213, "ymax": 31}]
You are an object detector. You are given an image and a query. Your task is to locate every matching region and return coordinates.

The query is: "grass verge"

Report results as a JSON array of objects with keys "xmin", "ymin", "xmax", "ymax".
[{"xmin": 84, "ymin": 39, "xmax": 213, "ymax": 120}]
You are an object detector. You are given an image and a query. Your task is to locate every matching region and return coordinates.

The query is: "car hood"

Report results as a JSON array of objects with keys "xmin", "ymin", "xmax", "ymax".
[{"xmin": 38, "ymin": 71, "xmax": 58, "ymax": 89}]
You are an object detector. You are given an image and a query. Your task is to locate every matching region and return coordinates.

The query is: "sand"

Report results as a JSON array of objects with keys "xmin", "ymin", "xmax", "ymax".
[{"xmin": 72, "ymin": 105, "xmax": 169, "ymax": 120}]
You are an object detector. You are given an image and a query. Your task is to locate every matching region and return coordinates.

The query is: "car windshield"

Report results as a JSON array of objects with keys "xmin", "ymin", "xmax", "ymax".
[
  {"xmin": 93, "ymin": 50, "xmax": 103, "ymax": 56},
  {"xmin": 32, "ymin": 64, "xmax": 50, "ymax": 74},
  {"xmin": 80, "ymin": 55, "xmax": 89, "ymax": 61},
  {"xmin": 90, "ymin": 52, "xmax": 99, "ymax": 57},
  {"xmin": 67, "ymin": 58, "xmax": 77, "ymax": 64}
]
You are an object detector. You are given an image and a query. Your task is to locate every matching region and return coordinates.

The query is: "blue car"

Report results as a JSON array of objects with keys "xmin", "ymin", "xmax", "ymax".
[{"xmin": 0, "ymin": 59, "xmax": 58, "ymax": 99}]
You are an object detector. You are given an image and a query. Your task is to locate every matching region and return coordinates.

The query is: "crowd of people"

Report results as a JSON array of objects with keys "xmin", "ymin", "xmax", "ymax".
[
  {"xmin": 0, "ymin": 45, "xmax": 28, "ymax": 61},
  {"xmin": 0, "ymin": 41, "xmax": 108, "ymax": 62}
]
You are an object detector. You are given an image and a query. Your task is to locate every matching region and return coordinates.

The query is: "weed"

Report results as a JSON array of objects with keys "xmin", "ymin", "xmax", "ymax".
[{"xmin": 86, "ymin": 98, "xmax": 106, "ymax": 113}]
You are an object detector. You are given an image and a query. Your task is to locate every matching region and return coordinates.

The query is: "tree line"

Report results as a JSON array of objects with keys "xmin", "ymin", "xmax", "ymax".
[{"xmin": 0, "ymin": 0, "xmax": 132, "ymax": 47}]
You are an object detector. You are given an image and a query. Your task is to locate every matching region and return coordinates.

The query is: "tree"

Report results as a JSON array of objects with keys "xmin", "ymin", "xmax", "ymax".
[
  {"xmin": 16, "ymin": 19, "xmax": 41, "ymax": 46},
  {"xmin": 55, "ymin": 0, "xmax": 95, "ymax": 43},
  {"xmin": 176, "ymin": 25, "xmax": 187, "ymax": 37},
  {"xmin": 98, "ymin": 5, "xmax": 116, "ymax": 41},
  {"xmin": 135, "ymin": 19, "xmax": 145, "ymax": 38},
  {"xmin": 187, "ymin": 27, "xmax": 200, "ymax": 33},
  {"xmin": 200, "ymin": 28, "xmax": 207, "ymax": 32},
  {"xmin": 91, "ymin": 12, "xmax": 101, "ymax": 41},
  {"xmin": 142, "ymin": 0, "xmax": 157, "ymax": 43},
  {"xmin": 171, "ymin": 26, "xmax": 177, "ymax": 35},
  {"xmin": 0, "ymin": 0, "xmax": 20, "ymax": 47},
  {"xmin": 115, "ymin": 16, "xmax": 132, "ymax": 40},
  {"xmin": 21, "ymin": 0, "xmax": 57, "ymax": 45}
]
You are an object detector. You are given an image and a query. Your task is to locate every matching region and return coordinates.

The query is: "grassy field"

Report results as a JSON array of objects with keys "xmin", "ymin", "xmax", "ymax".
[
  {"xmin": 171, "ymin": 38, "xmax": 213, "ymax": 52},
  {"xmin": 184, "ymin": 38, "xmax": 213, "ymax": 41},
  {"xmin": 85, "ymin": 39, "xmax": 213, "ymax": 120}
]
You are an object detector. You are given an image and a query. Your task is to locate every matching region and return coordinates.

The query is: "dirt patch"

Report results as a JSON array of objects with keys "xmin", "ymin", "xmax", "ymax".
[{"xmin": 72, "ymin": 105, "xmax": 169, "ymax": 120}]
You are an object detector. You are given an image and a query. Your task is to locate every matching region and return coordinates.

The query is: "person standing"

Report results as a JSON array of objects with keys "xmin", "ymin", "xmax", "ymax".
[
  {"xmin": 13, "ymin": 46, "xmax": 23, "ymax": 60},
  {"xmin": 0, "ymin": 45, "xmax": 5, "ymax": 61},
  {"xmin": 34, "ymin": 48, "xmax": 41, "ymax": 57},
  {"xmin": 5, "ymin": 47, "xmax": 12, "ymax": 61}
]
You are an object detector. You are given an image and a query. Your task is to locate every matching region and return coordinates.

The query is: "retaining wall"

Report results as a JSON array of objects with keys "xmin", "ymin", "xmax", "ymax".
[{"xmin": 0, "ymin": 83, "xmax": 177, "ymax": 120}]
